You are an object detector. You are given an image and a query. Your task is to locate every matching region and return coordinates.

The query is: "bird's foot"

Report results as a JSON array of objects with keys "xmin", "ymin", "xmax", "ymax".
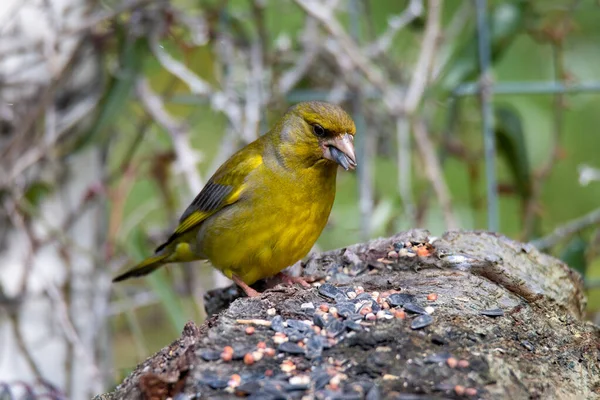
[
  {"xmin": 274, "ymin": 272, "xmax": 312, "ymax": 288},
  {"xmin": 232, "ymin": 274, "xmax": 260, "ymax": 297}
]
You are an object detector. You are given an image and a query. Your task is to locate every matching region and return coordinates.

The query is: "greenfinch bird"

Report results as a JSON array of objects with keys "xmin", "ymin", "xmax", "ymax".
[{"xmin": 113, "ymin": 101, "xmax": 356, "ymax": 297}]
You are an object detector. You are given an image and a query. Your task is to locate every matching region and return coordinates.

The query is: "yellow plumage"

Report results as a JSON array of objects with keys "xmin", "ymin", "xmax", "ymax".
[{"xmin": 113, "ymin": 101, "xmax": 357, "ymax": 296}]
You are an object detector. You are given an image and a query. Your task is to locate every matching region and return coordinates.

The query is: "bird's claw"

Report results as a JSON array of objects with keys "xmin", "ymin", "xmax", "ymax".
[
  {"xmin": 274, "ymin": 272, "xmax": 312, "ymax": 288},
  {"xmin": 232, "ymin": 274, "xmax": 261, "ymax": 297}
]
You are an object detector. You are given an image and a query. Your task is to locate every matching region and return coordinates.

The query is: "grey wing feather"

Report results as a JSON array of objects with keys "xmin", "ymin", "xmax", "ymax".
[{"xmin": 179, "ymin": 182, "xmax": 233, "ymax": 222}]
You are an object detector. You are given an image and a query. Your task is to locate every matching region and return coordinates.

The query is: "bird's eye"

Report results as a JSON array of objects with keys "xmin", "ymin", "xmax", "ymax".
[{"xmin": 313, "ymin": 124, "xmax": 326, "ymax": 137}]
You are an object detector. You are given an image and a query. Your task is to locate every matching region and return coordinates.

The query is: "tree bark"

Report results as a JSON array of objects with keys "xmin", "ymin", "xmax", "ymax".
[{"xmin": 98, "ymin": 230, "xmax": 599, "ymax": 400}]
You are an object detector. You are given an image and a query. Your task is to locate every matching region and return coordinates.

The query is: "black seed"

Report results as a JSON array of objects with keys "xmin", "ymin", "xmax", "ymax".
[
  {"xmin": 347, "ymin": 313, "xmax": 364, "ymax": 322},
  {"xmin": 232, "ymin": 347, "xmax": 250, "ymax": 360},
  {"xmin": 285, "ymin": 329, "xmax": 305, "ymax": 342},
  {"xmin": 424, "ymin": 352, "xmax": 451, "ymax": 364},
  {"xmin": 344, "ymin": 320, "xmax": 362, "ymax": 331},
  {"xmin": 403, "ymin": 303, "xmax": 427, "ymax": 315},
  {"xmin": 236, "ymin": 381, "xmax": 262, "ymax": 395},
  {"xmin": 198, "ymin": 350, "xmax": 221, "ymax": 361},
  {"xmin": 347, "ymin": 263, "xmax": 368, "ymax": 276},
  {"xmin": 278, "ymin": 341, "xmax": 305, "ymax": 355},
  {"xmin": 411, "ymin": 314, "xmax": 433, "ymax": 330},
  {"xmin": 319, "ymin": 283, "xmax": 343, "ymax": 299},
  {"xmin": 305, "ymin": 335, "xmax": 324, "ymax": 359},
  {"xmin": 354, "ymin": 293, "xmax": 373, "ymax": 302},
  {"xmin": 263, "ymin": 380, "xmax": 289, "ymax": 393},
  {"xmin": 312, "ymin": 370, "xmax": 331, "ymax": 390},
  {"xmin": 332, "ymin": 394, "xmax": 362, "ymax": 400},
  {"xmin": 271, "ymin": 315, "xmax": 285, "ymax": 332},
  {"xmin": 284, "ymin": 382, "xmax": 310, "ymax": 392},
  {"xmin": 431, "ymin": 335, "xmax": 447, "ymax": 345},
  {"xmin": 334, "ymin": 293, "xmax": 348, "ymax": 303},
  {"xmin": 356, "ymin": 302, "xmax": 372, "ymax": 314},
  {"xmin": 336, "ymin": 302, "xmax": 355, "ymax": 318},
  {"xmin": 325, "ymin": 318, "xmax": 345, "ymax": 337},
  {"xmin": 287, "ymin": 319, "xmax": 310, "ymax": 332},
  {"xmin": 313, "ymin": 313, "xmax": 326, "ymax": 328},
  {"xmin": 349, "ymin": 380, "xmax": 374, "ymax": 395},
  {"xmin": 247, "ymin": 392, "xmax": 277, "ymax": 400},
  {"xmin": 521, "ymin": 340, "xmax": 535, "ymax": 352},
  {"xmin": 480, "ymin": 308, "xmax": 504, "ymax": 317},
  {"xmin": 393, "ymin": 242, "xmax": 405, "ymax": 251},
  {"xmin": 198, "ymin": 376, "xmax": 228, "ymax": 389},
  {"xmin": 386, "ymin": 293, "xmax": 416, "ymax": 307},
  {"xmin": 366, "ymin": 384, "xmax": 382, "ymax": 400}
]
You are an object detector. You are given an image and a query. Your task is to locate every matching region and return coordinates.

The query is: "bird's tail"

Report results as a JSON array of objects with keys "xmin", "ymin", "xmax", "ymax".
[{"xmin": 112, "ymin": 253, "xmax": 170, "ymax": 282}]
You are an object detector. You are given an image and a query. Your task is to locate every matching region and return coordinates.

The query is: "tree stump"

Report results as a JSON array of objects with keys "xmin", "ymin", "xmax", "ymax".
[{"xmin": 98, "ymin": 230, "xmax": 599, "ymax": 400}]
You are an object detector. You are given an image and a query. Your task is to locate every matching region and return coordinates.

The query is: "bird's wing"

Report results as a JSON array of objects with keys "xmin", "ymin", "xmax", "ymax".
[{"xmin": 155, "ymin": 144, "xmax": 264, "ymax": 252}]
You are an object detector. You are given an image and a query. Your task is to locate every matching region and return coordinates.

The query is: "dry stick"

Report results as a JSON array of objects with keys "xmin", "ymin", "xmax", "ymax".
[
  {"xmin": 402, "ymin": 0, "xmax": 442, "ymax": 116},
  {"xmin": 365, "ymin": 0, "xmax": 423, "ymax": 57},
  {"xmin": 278, "ymin": 17, "xmax": 320, "ymax": 94},
  {"xmin": 1, "ymin": 39, "xmax": 91, "ymax": 182},
  {"xmin": 2, "ymin": 199, "xmax": 102, "ymax": 391},
  {"xmin": 46, "ymin": 282, "xmax": 103, "ymax": 393},
  {"xmin": 136, "ymin": 78, "xmax": 204, "ymax": 194},
  {"xmin": 531, "ymin": 207, "xmax": 600, "ymax": 251},
  {"xmin": 294, "ymin": 0, "xmax": 391, "ymax": 96},
  {"xmin": 149, "ymin": 29, "xmax": 211, "ymax": 97},
  {"xmin": 66, "ymin": 0, "xmax": 156, "ymax": 35},
  {"xmin": 413, "ymin": 120, "xmax": 458, "ymax": 230},
  {"xmin": 242, "ymin": 41, "xmax": 263, "ymax": 143},
  {"xmin": 397, "ymin": 0, "xmax": 443, "ymax": 226},
  {"xmin": 8, "ymin": 314, "xmax": 45, "ymax": 381}
]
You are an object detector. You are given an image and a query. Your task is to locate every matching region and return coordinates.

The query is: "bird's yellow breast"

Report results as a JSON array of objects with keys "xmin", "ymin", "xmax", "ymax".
[{"xmin": 195, "ymin": 162, "xmax": 336, "ymax": 284}]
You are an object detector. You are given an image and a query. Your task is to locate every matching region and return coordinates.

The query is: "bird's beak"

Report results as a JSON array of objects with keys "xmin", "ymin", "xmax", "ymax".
[{"xmin": 323, "ymin": 133, "xmax": 357, "ymax": 171}]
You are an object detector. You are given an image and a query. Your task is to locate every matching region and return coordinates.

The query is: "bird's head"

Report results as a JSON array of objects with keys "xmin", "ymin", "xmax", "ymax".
[{"xmin": 275, "ymin": 101, "xmax": 357, "ymax": 171}]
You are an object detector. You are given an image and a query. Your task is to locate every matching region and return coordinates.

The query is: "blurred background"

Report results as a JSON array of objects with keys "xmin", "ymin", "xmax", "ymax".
[{"xmin": 1, "ymin": 0, "xmax": 600, "ymax": 398}]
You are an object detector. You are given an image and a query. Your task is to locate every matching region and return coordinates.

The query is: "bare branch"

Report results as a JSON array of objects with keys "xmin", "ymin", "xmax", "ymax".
[
  {"xmin": 294, "ymin": 0, "xmax": 390, "ymax": 95},
  {"xmin": 531, "ymin": 207, "xmax": 600, "ymax": 250},
  {"xmin": 136, "ymin": 78, "xmax": 204, "ymax": 194},
  {"xmin": 149, "ymin": 29, "xmax": 212, "ymax": 96},
  {"xmin": 365, "ymin": 0, "xmax": 423, "ymax": 57},
  {"xmin": 402, "ymin": 0, "xmax": 442, "ymax": 115},
  {"xmin": 413, "ymin": 119, "xmax": 458, "ymax": 230},
  {"xmin": 277, "ymin": 18, "xmax": 320, "ymax": 94},
  {"xmin": 45, "ymin": 282, "xmax": 102, "ymax": 393}
]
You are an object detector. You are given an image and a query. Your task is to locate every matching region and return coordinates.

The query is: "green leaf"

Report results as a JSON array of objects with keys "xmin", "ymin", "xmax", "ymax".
[
  {"xmin": 23, "ymin": 181, "xmax": 54, "ymax": 211},
  {"xmin": 495, "ymin": 105, "xmax": 532, "ymax": 202}
]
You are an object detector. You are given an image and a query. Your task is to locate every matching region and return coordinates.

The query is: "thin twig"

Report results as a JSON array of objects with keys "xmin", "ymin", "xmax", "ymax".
[
  {"xmin": 365, "ymin": 0, "xmax": 423, "ymax": 57},
  {"xmin": 531, "ymin": 207, "xmax": 600, "ymax": 250},
  {"xmin": 396, "ymin": 0, "xmax": 442, "ymax": 224},
  {"xmin": 294, "ymin": 0, "xmax": 390, "ymax": 95},
  {"xmin": 45, "ymin": 282, "xmax": 102, "ymax": 393},
  {"xmin": 413, "ymin": 119, "xmax": 458, "ymax": 230},
  {"xmin": 7, "ymin": 313, "xmax": 45, "ymax": 381},
  {"xmin": 136, "ymin": 78, "xmax": 204, "ymax": 194},
  {"xmin": 401, "ymin": 0, "xmax": 442, "ymax": 115},
  {"xmin": 149, "ymin": 28, "xmax": 212, "ymax": 96},
  {"xmin": 277, "ymin": 18, "xmax": 320, "ymax": 94}
]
